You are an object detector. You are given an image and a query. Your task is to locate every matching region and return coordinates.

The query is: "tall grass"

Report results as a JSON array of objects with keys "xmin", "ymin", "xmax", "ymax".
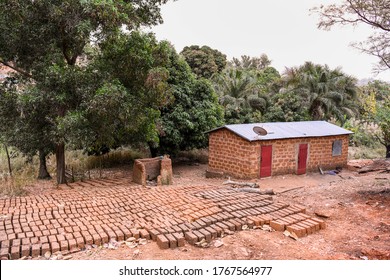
[
  {"xmin": 0, "ymin": 146, "xmax": 145, "ymax": 196},
  {"xmin": 0, "ymin": 147, "xmax": 36, "ymax": 196}
]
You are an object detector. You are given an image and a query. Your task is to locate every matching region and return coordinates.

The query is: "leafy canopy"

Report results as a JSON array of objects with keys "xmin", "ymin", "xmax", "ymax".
[
  {"xmin": 0, "ymin": 0, "xmax": 171, "ymax": 183},
  {"xmin": 180, "ymin": 45, "xmax": 227, "ymax": 79}
]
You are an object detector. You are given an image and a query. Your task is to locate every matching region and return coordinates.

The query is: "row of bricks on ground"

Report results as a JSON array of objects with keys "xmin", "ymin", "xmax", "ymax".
[
  {"xmin": 154, "ymin": 203, "xmax": 305, "ymax": 246},
  {"xmin": 1, "ymin": 199, "xmax": 300, "ymax": 230},
  {"xmin": 269, "ymin": 215, "xmax": 326, "ymax": 237},
  {"xmin": 0, "ymin": 227, "xmax": 153, "ymax": 259},
  {"xmin": 199, "ymin": 193, "xmax": 272, "ymax": 203},
  {"xmin": 1, "ymin": 206, "xmax": 303, "ymax": 258},
  {"xmin": 1, "ymin": 208, "xmax": 190, "ymax": 227},
  {"xmin": 155, "ymin": 218, "xmax": 252, "ymax": 249},
  {"xmin": 2, "ymin": 187, "xmax": 269, "ymax": 211},
  {"xmin": 0, "ymin": 198, "xmax": 221, "ymax": 217},
  {"xmin": 154, "ymin": 214, "xmax": 325, "ymax": 250},
  {"xmin": 0, "ymin": 225, "xmax": 154, "ymax": 248},
  {"xmin": 1, "ymin": 207, "xmax": 188, "ymax": 224},
  {"xmin": 0, "ymin": 186, "xmax": 203, "ymax": 205},
  {"xmin": 0, "ymin": 216, "xmax": 185, "ymax": 237},
  {"xmin": 0, "ymin": 201, "xmax": 207, "ymax": 215},
  {"xmin": 0, "ymin": 202, "xmax": 303, "ymax": 243}
]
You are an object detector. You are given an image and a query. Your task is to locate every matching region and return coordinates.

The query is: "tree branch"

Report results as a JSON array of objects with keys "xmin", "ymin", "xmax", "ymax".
[
  {"xmin": 374, "ymin": 133, "xmax": 386, "ymax": 146},
  {"xmin": 347, "ymin": 0, "xmax": 390, "ymax": 32},
  {"xmin": 0, "ymin": 59, "xmax": 33, "ymax": 79}
]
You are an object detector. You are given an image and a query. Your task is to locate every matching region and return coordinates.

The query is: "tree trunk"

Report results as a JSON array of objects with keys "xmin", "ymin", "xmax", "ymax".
[
  {"xmin": 38, "ymin": 149, "xmax": 51, "ymax": 180},
  {"xmin": 56, "ymin": 142, "xmax": 67, "ymax": 184},
  {"xmin": 386, "ymin": 144, "xmax": 390, "ymax": 159},
  {"xmin": 4, "ymin": 144, "xmax": 12, "ymax": 177},
  {"xmin": 148, "ymin": 142, "xmax": 159, "ymax": 158}
]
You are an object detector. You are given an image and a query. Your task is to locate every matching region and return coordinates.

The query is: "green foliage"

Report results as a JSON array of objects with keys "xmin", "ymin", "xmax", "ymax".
[
  {"xmin": 0, "ymin": 1, "xmax": 171, "ymax": 183},
  {"xmin": 281, "ymin": 62, "xmax": 358, "ymax": 125},
  {"xmin": 180, "ymin": 45, "xmax": 227, "ymax": 79},
  {"xmin": 231, "ymin": 54, "xmax": 272, "ymax": 70},
  {"xmin": 364, "ymin": 80, "xmax": 390, "ymax": 101},
  {"xmin": 263, "ymin": 91, "xmax": 310, "ymax": 122},
  {"xmin": 344, "ymin": 119, "xmax": 379, "ymax": 148},
  {"xmin": 375, "ymin": 98, "xmax": 390, "ymax": 157},
  {"xmin": 156, "ymin": 48, "xmax": 224, "ymax": 154},
  {"xmin": 357, "ymin": 80, "xmax": 390, "ymax": 158},
  {"xmin": 212, "ymin": 62, "xmax": 281, "ymax": 124}
]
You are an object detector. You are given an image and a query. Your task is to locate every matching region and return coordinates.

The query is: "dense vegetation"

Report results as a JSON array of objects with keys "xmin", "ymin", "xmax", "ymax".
[{"xmin": 0, "ymin": 0, "xmax": 389, "ymax": 188}]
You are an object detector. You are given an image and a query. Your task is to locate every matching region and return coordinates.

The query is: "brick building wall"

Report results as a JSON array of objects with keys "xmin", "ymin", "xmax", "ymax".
[{"xmin": 208, "ymin": 128, "xmax": 349, "ymax": 179}]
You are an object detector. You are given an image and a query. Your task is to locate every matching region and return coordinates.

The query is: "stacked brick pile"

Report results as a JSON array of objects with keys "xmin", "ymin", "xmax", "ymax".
[{"xmin": 0, "ymin": 179, "xmax": 325, "ymax": 259}]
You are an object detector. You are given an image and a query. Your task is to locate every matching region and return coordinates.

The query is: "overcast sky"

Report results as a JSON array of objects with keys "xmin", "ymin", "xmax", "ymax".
[{"xmin": 151, "ymin": 0, "xmax": 389, "ymax": 81}]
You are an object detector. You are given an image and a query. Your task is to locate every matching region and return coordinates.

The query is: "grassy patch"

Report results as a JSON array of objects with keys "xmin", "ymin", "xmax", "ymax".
[
  {"xmin": 176, "ymin": 148, "xmax": 209, "ymax": 164},
  {"xmin": 86, "ymin": 148, "xmax": 144, "ymax": 169},
  {"xmin": 0, "ymin": 146, "xmax": 146, "ymax": 194}
]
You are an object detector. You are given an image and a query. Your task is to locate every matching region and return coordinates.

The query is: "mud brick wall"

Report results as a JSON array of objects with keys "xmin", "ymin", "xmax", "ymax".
[
  {"xmin": 133, "ymin": 156, "xmax": 173, "ymax": 186},
  {"xmin": 209, "ymin": 129, "xmax": 260, "ymax": 179},
  {"xmin": 208, "ymin": 128, "xmax": 349, "ymax": 179},
  {"xmin": 133, "ymin": 157, "xmax": 161, "ymax": 185}
]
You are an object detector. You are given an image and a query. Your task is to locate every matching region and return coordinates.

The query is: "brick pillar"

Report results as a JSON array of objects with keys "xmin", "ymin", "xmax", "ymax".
[
  {"xmin": 133, "ymin": 160, "xmax": 146, "ymax": 186},
  {"xmin": 159, "ymin": 156, "xmax": 173, "ymax": 185}
]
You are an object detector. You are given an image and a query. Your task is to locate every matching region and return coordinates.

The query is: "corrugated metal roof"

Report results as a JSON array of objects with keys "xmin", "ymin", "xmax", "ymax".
[{"xmin": 207, "ymin": 121, "xmax": 353, "ymax": 142}]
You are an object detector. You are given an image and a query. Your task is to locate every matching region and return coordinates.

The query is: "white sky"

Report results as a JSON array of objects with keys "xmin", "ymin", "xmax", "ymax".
[{"xmin": 151, "ymin": 0, "xmax": 389, "ymax": 81}]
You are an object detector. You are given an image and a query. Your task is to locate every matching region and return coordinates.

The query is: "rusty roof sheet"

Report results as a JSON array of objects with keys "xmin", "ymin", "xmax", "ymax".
[{"xmin": 207, "ymin": 121, "xmax": 353, "ymax": 142}]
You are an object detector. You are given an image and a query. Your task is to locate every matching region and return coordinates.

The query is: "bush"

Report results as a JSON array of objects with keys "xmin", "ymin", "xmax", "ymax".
[
  {"xmin": 348, "ymin": 146, "xmax": 386, "ymax": 159},
  {"xmin": 344, "ymin": 119, "xmax": 382, "ymax": 148},
  {"xmin": 176, "ymin": 149, "xmax": 209, "ymax": 164}
]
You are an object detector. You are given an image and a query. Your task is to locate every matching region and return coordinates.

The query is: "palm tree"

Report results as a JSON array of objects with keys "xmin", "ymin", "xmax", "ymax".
[
  {"xmin": 212, "ymin": 68, "xmax": 270, "ymax": 123},
  {"xmin": 282, "ymin": 62, "xmax": 358, "ymax": 125}
]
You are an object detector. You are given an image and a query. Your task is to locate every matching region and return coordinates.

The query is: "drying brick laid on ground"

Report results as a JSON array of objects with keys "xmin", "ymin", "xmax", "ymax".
[
  {"xmin": 0, "ymin": 179, "xmax": 326, "ymax": 258},
  {"xmin": 156, "ymin": 235, "xmax": 169, "ymax": 250}
]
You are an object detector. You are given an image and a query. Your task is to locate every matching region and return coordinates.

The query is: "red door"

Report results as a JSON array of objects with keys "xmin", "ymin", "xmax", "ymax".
[
  {"xmin": 260, "ymin": 145, "xmax": 272, "ymax": 178},
  {"xmin": 297, "ymin": 144, "xmax": 308, "ymax": 175}
]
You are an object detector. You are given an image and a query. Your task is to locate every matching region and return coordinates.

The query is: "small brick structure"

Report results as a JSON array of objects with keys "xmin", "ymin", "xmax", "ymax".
[
  {"xmin": 133, "ymin": 156, "xmax": 173, "ymax": 186},
  {"xmin": 207, "ymin": 121, "xmax": 352, "ymax": 179}
]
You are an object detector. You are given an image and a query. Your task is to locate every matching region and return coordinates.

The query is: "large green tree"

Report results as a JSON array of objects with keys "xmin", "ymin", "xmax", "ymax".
[
  {"xmin": 0, "ymin": 0, "xmax": 170, "ymax": 184},
  {"xmin": 61, "ymin": 32, "xmax": 171, "ymax": 155},
  {"xmin": 313, "ymin": 0, "xmax": 390, "ymax": 72},
  {"xmin": 154, "ymin": 47, "xmax": 224, "ymax": 155},
  {"xmin": 263, "ymin": 91, "xmax": 310, "ymax": 122},
  {"xmin": 0, "ymin": 81, "xmax": 55, "ymax": 179},
  {"xmin": 180, "ymin": 45, "xmax": 227, "ymax": 79}
]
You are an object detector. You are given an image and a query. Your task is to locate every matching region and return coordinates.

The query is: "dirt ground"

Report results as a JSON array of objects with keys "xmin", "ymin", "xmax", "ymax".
[{"xmin": 54, "ymin": 160, "xmax": 389, "ymax": 261}]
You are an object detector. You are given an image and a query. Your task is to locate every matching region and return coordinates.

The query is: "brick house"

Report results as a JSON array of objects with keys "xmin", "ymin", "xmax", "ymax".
[{"xmin": 207, "ymin": 121, "xmax": 352, "ymax": 179}]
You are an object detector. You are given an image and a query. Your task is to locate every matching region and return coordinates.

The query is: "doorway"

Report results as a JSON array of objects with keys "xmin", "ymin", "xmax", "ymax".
[
  {"xmin": 297, "ymin": 144, "xmax": 308, "ymax": 175},
  {"xmin": 260, "ymin": 145, "xmax": 272, "ymax": 178}
]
